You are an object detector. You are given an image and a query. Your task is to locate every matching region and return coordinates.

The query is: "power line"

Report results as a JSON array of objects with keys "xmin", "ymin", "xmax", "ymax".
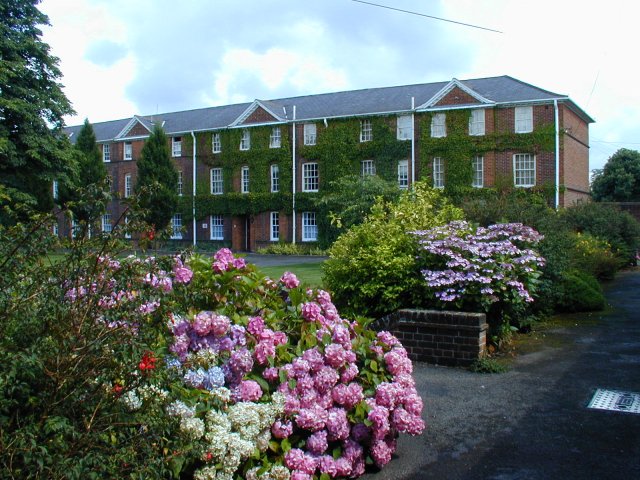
[
  {"xmin": 350, "ymin": 0, "xmax": 503, "ymax": 34},
  {"xmin": 592, "ymin": 139, "xmax": 640, "ymax": 145}
]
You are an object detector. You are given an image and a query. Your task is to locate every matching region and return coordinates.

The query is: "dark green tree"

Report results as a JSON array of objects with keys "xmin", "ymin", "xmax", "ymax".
[
  {"xmin": 591, "ymin": 148, "xmax": 640, "ymax": 202},
  {"xmin": 0, "ymin": 0, "xmax": 76, "ymax": 222},
  {"xmin": 135, "ymin": 124, "xmax": 178, "ymax": 232},
  {"xmin": 59, "ymin": 119, "xmax": 109, "ymax": 229}
]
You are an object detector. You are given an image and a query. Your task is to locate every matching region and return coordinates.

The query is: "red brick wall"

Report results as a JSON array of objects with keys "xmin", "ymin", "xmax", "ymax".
[
  {"xmin": 242, "ymin": 107, "xmax": 278, "ymax": 125},
  {"xmin": 560, "ymin": 105, "xmax": 590, "ymax": 206},
  {"xmin": 434, "ymin": 86, "xmax": 482, "ymax": 106}
]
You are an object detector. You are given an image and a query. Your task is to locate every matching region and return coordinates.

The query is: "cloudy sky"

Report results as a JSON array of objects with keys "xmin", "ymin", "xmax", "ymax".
[{"xmin": 40, "ymin": 0, "xmax": 639, "ymax": 172}]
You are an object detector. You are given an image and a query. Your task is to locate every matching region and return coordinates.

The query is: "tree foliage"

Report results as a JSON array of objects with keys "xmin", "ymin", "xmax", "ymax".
[
  {"xmin": 591, "ymin": 148, "xmax": 640, "ymax": 201},
  {"xmin": 0, "ymin": 0, "xmax": 75, "ymax": 222},
  {"xmin": 135, "ymin": 124, "xmax": 179, "ymax": 232}
]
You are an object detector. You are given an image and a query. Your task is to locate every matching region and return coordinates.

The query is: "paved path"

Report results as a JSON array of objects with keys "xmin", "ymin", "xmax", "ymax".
[{"xmin": 367, "ymin": 269, "xmax": 640, "ymax": 479}]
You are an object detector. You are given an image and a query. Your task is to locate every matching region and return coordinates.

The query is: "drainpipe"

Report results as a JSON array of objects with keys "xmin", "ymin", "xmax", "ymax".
[
  {"xmin": 191, "ymin": 131, "xmax": 197, "ymax": 247},
  {"xmin": 292, "ymin": 105, "xmax": 297, "ymax": 244},
  {"xmin": 411, "ymin": 96, "xmax": 416, "ymax": 188},
  {"xmin": 554, "ymin": 99, "xmax": 560, "ymax": 209}
]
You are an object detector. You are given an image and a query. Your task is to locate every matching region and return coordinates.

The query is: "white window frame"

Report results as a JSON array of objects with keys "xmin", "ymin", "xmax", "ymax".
[
  {"xmin": 302, "ymin": 162, "xmax": 319, "ymax": 192},
  {"xmin": 431, "ymin": 113, "xmax": 446, "ymax": 138},
  {"xmin": 398, "ymin": 160, "xmax": 409, "ymax": 189},
  {"xmin": 241, "ymin": 166, "xmax": 249, "ymax": 193},
  {"xmin": 360, "ymin": 119, "xmax": 372, "ymax": 142},
  {"xmin": 513, "ymin": 153, "xmax": 536, "ymax": 187},
  {"xmin": 124, "ymin": 216, "xmax": 131, "ymax": 239},
  {"xmin": 433, "ymin": 157, "xmax": 444, "ymax": 188},
  {"xmin": 102, "ymin": 144, "xmax": 111, "ymax": 162},
  {"xmin": 270, "ymin": 127, "xmax": 281, "ymax": 148},
  {"xmin": 52, "ymin": 180, "xmax": 59, "ymax": 200},
  {"xmin": 472, "ymin": 155, "xmax": 484, "ymax": 188},
  {"xmin": 302, "ymin": 212, "xmax": 317, "ymax": 242},
  {"xmin": 469, "ymin": 109, "xmax": 485, "ymax": 136},
  {"xmin": 53, "ymin": 222, "xmax": 59, "ymax": 237},
  {"xmin": 212, "ymin": 133, "xmax": 221, "ymax": 153},
  {"xmin": 397, "ymin": 115, "xmax": 412, "ymax": 140},
  {"xmin": 271, "ymin": 164, "xmax": 280, "ymax": 193},
  {"xmin": 303, "ymin": 123, "xmax": 316, "ymax": 146},
  {"xmin": 172, "ymin": 136, "xmax": 182, "ymax": 157},
  {"xmin": 71, "ymin": 219, "xmax": 80, "ymax": 239},
  {"xmin": 124, "ymin": 174, "xmax": 132, "ymax": 198},
  {"xmin": 124, "ymin": 141, "xmax": 132, "ymax": 160},
  {"xmin": 210, "ymin": 168, "xmax": 223, "ymax": 195},
  {"xmin": 515, "ymin": 106, "xmax": 533, "ymax": 133},
  {"xmin": 171, "ymin": 214, "xmax": 183, "ymax": 240},
  {"xmin": 361, "ymin": 159, "xmax": 376, "ymax": 176},
  {"xmin": 240, "ymin": 129, "xmax": 251, "ymax": 151},
  {"xmin": 270, "ymin": 211, "xmax": 280, "ymax": 241},
  {"xmin": 177, "ymin": 170, "xmax": 183, "ymax": 196},
  {"xmin": 102, "ymin": 213, "xmax": 112, "ymax": 233},
  {"xmin": 210, "ymin": 214, "xmax": 224, "ymax": 240}
]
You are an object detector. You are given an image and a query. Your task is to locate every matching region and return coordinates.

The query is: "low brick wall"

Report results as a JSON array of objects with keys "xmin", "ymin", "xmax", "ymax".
[{"xmin": 373, "ymin": 309, "xmax": 488, "ymax": 367}]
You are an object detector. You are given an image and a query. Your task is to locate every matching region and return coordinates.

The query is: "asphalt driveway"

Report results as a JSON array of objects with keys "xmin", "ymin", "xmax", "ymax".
[{"xmin": 367, "ymin": 269, "xmax": 640, "ymax": 479}]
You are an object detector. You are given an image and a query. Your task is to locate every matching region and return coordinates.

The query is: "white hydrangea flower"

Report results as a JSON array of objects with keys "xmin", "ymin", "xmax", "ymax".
[
  {"xmin": 180, "ymin": 417, "xmax": 205, "ymax": 440},
  {"xmin": 138, "ymin": 384, "xmax": 169, "ymax": 402},
  {"xmin": 209, "ymin": 387, "xmax": 231, "ymax": 404},
  {"xmin": 166, "ymin": 399, "xmax": 195, "ymax": 418},
  {"xmin": 121, "ymin": 390, "xmax": 142, "ymax": 411},
  {"xmin": 256, "ymin": 428, "xmax": 271, "ymax": 452},
  {"xmin": 193, "ymin": 465, "xmax": 217, "ymax": 480},
  {"xmin": 246, "ymin": 467, "xmax": 260, "ymax": 480},
  {"xmin": 206, "ymin": 410, "xmax": 231, "ymax": 432},
  {"xmin": 193, "ymin": 349, "xmax": 219, "ymax": 367},
  {"xmin": 227, "ymin": 433, "xmax": 255, "ymax": 460},
  {"xmin": 268, "ymin": 465, "xmax": 291, "ymax": 480}
]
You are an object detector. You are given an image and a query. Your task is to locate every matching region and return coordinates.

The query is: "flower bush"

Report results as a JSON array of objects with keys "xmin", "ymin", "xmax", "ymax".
[
  {"xmin": 413, "ymin": 221, "xmax": 546, "ymax": 334},
  {"xmin": 16, "ymin": 240, "xmax": 425, "ymax": 479}
]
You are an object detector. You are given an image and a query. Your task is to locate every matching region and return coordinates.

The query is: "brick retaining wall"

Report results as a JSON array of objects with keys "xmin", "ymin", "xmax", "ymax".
[{"xmin": 373, "ymin": 309, "xmax": 488, "ymax": 367}]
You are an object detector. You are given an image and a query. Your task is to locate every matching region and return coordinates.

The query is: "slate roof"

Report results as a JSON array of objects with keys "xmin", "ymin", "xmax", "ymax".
[{"xmin": 65, "ymin": 75, "xmax": 592, "ymax": 143}]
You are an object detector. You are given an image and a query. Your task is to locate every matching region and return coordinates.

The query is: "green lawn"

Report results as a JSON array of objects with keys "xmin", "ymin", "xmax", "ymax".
[{"xmin": 257, "ymin": 263, "xmax": 324, "ymax": 288}]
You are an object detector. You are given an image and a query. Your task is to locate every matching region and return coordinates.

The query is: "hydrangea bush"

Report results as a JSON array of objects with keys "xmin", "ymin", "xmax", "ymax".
[
  {"xmin": 65, "ymin": 248, "xmax": 425, "ymax": 479},
  {"xmin": 413, "ymin": 221, "xmax": 545, "ymax": 333}
]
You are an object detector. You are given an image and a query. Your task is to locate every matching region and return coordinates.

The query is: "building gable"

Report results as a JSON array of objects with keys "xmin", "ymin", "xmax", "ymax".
[
  {"xmin": 433, "ymin": 86, "xmax": 483, "ymax": 107},
  {"xmin": 115, "ymin": 116, "xmax": 153, "ymax": 140},
  {"xmin": 231, "ymin": 100, "xmax": 284, "ymax": 127},
  {"xmin": 418, "ymin": 78, "xmax": 493, "ymax": 110}
]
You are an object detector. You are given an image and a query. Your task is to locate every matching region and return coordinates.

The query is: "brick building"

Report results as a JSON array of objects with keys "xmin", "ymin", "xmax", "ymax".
[{"xmin": 61, "ymin": 75, "xmax": 593, "ymax": 250}]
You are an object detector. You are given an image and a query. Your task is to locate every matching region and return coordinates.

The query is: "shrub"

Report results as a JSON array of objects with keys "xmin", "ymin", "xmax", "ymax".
[
  {"xmin": 323, "ymin": 183, "xmax": 463, "ymax": 318},
  {"xmin": 256, "ymin": 242, "xmax": 326, "ymax": 256},
  {"xmin": 569, "ymin": 233, "xmax": 621, "ymax": 280},
  {"xmin": 556, "ymin": 269, "xmax": 606, "ymax": 312}
]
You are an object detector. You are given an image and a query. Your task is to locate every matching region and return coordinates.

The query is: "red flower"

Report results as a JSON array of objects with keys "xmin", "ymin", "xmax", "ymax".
[
  {"xmin": 139, "ymin": 351, "xmax": 157, "ymax": 372},
  {"xmin": 113, "ymin": 384, "xmax": 124, "ymax": 397}
]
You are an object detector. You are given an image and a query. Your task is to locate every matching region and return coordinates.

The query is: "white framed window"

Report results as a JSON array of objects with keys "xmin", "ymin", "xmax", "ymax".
[
  {"xmin": 124, "ymin": 216, "xmax": 131, "ymax": 239},
  {"xmin": 271, "ymin": 164, "xmax": 280, "ymax": 193},
  {"xmin": 270, "ymin": 127, "xmax": 281, "ymax": 148},
  {"xmin": 103, "ymin": 144, "xmax": 111, "ymax": 162},
  {"xmin": 303, "ymin": 123, "xmax": 316, "ymax": 146},
  {"xmin": 210, "ymin": 214, "xmax": 224, "ymax": 240},
  {"xmin": 302, "ymin": 212, "xmax": 317, "ymax": 242},
  {"xmin": 171, "ymin": 214, "xmax": 183, "ymax": 240},
  {"xmin": 172, "ymin": 136, "xmax": 182, "ymax": 157},
  {"xmin": 71, "ymin": 219, "xmax": 80, "ymax": 239},
  {"xmin": 241, "ymin": 166, "xmax": 249, "ymax": 193},
  {"xmin": 361, "ymin": 159, "xmax": 376, "ymax": 176},
  {"xmin": 469, "ymin": 109, "xmax": 485, "ymax": 136},
  {"xmin": 124, "ymin": 141, "xmax": 132, "ymax": 160},
  {"xmin": 124, "ymin": 174, "xmax": 132, "ymax": 198},
  {"xmin": 398, "ymin": 160, "xmax": 409, "ymax": 189},
  {"xmin": 240, "ymin": 129, "xmax": 250, "ymax": 151},
  {"xmin": 102, "ymin": 213, "xmax": 112, "ymax": 233},
  {"xmin": 472, "ymin": 155, "xmax": 484, "ymax": 188},
  {"xmin": 397, "ymin": 115, "xmax": 412, "ymax": 140},
  {"xmin": 513, "ymin": 153, "xmax": 536, "ymax": 187},
  {"xmin": 515, "ymin": 106, "xmax": 533, "ymax": 133},
  {"xmin": 431, "ymin": 113, "xmax": 446, "ymax": 138},
  {"xmin": 270, "ymin": 212, "xmax": 280, "ymax": 241},
  {"xmin": 52, "ymin": 180, "xmax": 59, "ymax": 200},
  {"xmin": 212, "ymin": 133, "xmax": 221, "ymax": 153},
  {"xmin": 433, "ymin": 157, "xmax": 444, "ymax": 188},
  {"xmin": 52, "ymin": 223, "xmax": 58, "ymax": 237},
  {"xmin": 210, "ymin": 168, "xmax": 223, "ymax": 194},
  {"xmin": 302, "ymin": 162, "xmax": 319, "ymax": 192},
  {"xmin": 177, "ymin": 170, "xmax": 183, "ymax": 196},
  {"xmin": 360, "ymin": 119, "xmax": 372, "ymax": 142}
]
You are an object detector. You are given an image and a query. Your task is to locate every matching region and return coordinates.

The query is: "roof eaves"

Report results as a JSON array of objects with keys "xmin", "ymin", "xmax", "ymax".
[{"xmin": 417, "ymin": 78, "xmax": 494, "ymax": 109}]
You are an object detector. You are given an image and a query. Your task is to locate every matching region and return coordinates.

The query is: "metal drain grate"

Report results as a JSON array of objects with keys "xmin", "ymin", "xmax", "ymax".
[{"xmin": 588, "ymin": 389, "xmax": 640, "ymax": 414}]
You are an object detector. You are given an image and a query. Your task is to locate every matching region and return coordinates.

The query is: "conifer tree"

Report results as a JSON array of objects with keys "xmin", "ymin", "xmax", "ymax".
[{"xmin": 135, "ymin": 124, "xmax": 179, "ymax": 232}]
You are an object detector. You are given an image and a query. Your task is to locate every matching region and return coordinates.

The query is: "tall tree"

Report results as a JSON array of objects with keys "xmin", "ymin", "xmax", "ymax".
[
  {"xmin": 591, "ymin": 148, "xmax": 640, "ymax": 202},
  {"xmin": 0, "ymin": 0, "xmax": 76, "ymax": 221},
  {"xmin": 59, "ymin": 119, "xmax": 108, "ymax": 227},
  {"xmin": 135, "ymin": 124, "xmax": 178, "ymax": 232}
]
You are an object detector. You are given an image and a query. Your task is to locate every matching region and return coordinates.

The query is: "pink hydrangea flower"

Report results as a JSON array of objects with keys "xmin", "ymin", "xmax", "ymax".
[
  {"xmin": 290, "ymin": 471, "xmax": 312, "ymax": 480},
  {"xmin": 326, "ymin": 407, "xmax": 350, "ymax": 441},
  {"xmin": 306, "ymin": 430, "xmax": 328, "ymax": 455},
  {"xmin": 193, "ymin": 311, "xmax": 212, "ymax": 336},
  {"xmin": 296, "ymin": 406, "xmax": 327, "ymax": 432},
  {"xmin": 340, "ymin": 364, "xmax": 359, "ymax": 383},
  {"xmin": 247, "ymin": 316, "xmax": 265, "ymax": 335},
  {"xmin": 239, "ymin": 380, "xmax": 263, "ymax": 402},
  {"xmin": 210, "ymin": 313, "xmax": 230, "ymax": 336},
  {"xmin": 324, "ymin": 343, "xmax": 347, "ymax": 368},
  {"xmin": 331, "ymin": 325, "xmax": 351, "ymax": 348},
  {"xmin": 302, "ymin": 348, "xmax": 325, "ymax": 372},
  {"xmin": 368, "ymin": 405, "xmax": 391, "ymax": 441},
  {"xmin": 375, "ymin": 382, "xmax": 403, "ymax": 409},
  {"xmin": 301, "ymin": 302, "xmax": 322, "ymax": 322},
  {"xmin": 232, "ymin": 257, "xmax": 246, "ymax": 270},
  {"xmin": 271, "ymin": 419, "xmax": 293, "ymax": 439},
  {"xmin": 318, "ymin": 455, "xmax": 338, "ymax": 477},
  {"xmin": 371, "ymin": 439, "xmax": 393, "ymax": 468},
  {"xmin": 403, "ymin": 392, "xmax": 424, "ymax": 416},
  {"xmin": 263, "ymin": 367, "xmax": 280, "ymax": 382},
  {"xmin": 314, "ymin": 366, "xmax": 339, "ymax": 393},
  {"xmin": 377, "ymin": 330, "xmax": 400, "ymax": 347},
  {"xmin": 280, "ymin": 271, "xmax": 300, "ymax": 289},
  {"xmin": 384, "ymin": 348, "xmax": 413, "ymax": 375},
  {"xmin": 173, "ymin": 258, "xmax": 193, "ymax": 284}
]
